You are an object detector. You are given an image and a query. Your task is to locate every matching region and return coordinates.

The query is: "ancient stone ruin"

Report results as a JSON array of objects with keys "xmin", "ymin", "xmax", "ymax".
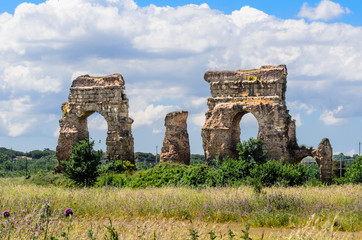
[
  {"xmin": 201, "ymin": 65, "xmax": 333, "ymax": 183},
  {"xmin": 55, "ymin": 74, "xmax": 134, "ymax": 171},
  {"xmin": 160, "ymin": 111, "xmax": 190, "ymax": 165},
  {"xmin": 311, "ymin": 138, "xmax": 333, "ymax": 183}
]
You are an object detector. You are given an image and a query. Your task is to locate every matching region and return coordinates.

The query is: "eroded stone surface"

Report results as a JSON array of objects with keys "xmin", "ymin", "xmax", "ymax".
[
  {"xmin": 160, "ymin": 111, "xmax": 190, "ymax": 165},
  {"xmin": 312, "ymin": 138, "xmax": 333, "ymax": 184},
  {"xmin": 201, "ymin": 65, "xmax": 332, "ymax": 182},
  {"xmin": 202, "ymin": 65, "xmax": 299, "ymax": 162},
  {"xmin": 55, "ymin": 74, "xmax": 134, "ymax": 172}
]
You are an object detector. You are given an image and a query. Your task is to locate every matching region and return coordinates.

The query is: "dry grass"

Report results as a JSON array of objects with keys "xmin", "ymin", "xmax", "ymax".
[{"xmin": 0, "ymin": 178, "xmax": 361, "ymax": 239}]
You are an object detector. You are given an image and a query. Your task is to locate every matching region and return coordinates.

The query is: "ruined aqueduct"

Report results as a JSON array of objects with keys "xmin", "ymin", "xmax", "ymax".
[
  {"xmin": 55, "ymin": 74, "xmax": 134, "ymax": 171},
  {"xmin": 56, "ymin": 65, "xmax": 332, "ymax": 182}
]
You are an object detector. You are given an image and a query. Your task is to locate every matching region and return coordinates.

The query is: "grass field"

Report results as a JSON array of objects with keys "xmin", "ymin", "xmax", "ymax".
[{"xmin": 0, "ymin": 177, "xmax": 361, "ymax": 239}]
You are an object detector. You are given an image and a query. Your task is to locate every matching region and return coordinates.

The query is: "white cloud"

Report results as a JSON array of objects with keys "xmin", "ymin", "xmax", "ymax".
[
  {"xmin": 288, "ymin": 102, "xmax": 315, "ymax": 115},
  {"xmin": 320, "ymin": 106, "xmax": 346, "ymax": 125},
  {"xmin": 230, "ymin": 5, "xmax": 272, "ymax": 28},
  {"xmin": 292, "ymin": 114, "xmax": 303, "ymax": 127},
  {"xmin": 127, "ymin": 83, "xmax": 186, "ymax": 110},
  {"xmin": 152, "ymin": 128, "xmax": 162, "ymax": 134},
  {"xmin": 190, "ymin": 112, "xmax": 206, "ymax": 127},
  {"xmin": 190, "ymin": 97, "xmax": 207, "ymax": 108},
  {"xmin": 0, "ymin": 0, "xmax": 361, "ymax": 154},
  {"xmin": 130, "ymin": 104, "xmax": 179, "ymax": 128},
  {"xmin": 298, "ymin": 0, "xmax": 350, "ymax": 21},
  {"xmin": 0, "ymin": 96, "xmax": 36, "ymax": 136},
  {"xmin": 184, "ymin": 97, "xmax": 208, "ymax": 110},
  {"xmin": 2, "ymin": 64, "xmax": 62, "ymax": 93},
  {"xmin": 53, "ymin": 127, "xmax": 60, "ymax": 137},
  {"xmin": 346, "ymin": 149, "xmax": 356, "ymax": 157},
  {"xmin": 240, "ymin": 113, "xmax": 258, "ymax": 127},
  {"xmin": 88, "ymin": 114, "xmax": 108, "ymax": 130}
]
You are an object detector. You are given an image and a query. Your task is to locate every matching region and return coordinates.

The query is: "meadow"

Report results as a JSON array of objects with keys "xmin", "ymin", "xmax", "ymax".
[{"xmin": 0, "ymin": 178, "xmax": 361, "ymax": 239}]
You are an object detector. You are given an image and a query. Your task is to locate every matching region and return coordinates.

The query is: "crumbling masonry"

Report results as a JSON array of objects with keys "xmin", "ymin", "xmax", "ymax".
[
  {"xmin": 160, "ymin": 111, "xmax": 190, "ymax": 165},
  {"xmin": 55, "ymin": 74, "xmax": 134, "ymax": 171},
  {"xmin": 201, "ymin": 65, "xmax": 333, "ymax": 183}
]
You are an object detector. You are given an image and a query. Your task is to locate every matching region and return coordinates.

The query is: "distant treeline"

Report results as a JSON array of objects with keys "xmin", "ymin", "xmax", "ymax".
[
  {"xmin": 0, "ymin": 147, "xmax": 205, "ymax": 176},
  {"xmin": 134, "ymin": 152, "xmax": 204, "ymax": 168},
  {"xmin": 0, "ymin": 146, "xmax": 358, "ymax": 179},
  {"xmin": 0, "ymin": 147, "xmax": 55, "ymax": 160}
]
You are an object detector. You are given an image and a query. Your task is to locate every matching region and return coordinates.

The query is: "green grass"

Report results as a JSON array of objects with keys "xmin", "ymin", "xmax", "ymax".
[{"xmin": 0, "ymin": 178, "xmax": 361, "ymax": 239}]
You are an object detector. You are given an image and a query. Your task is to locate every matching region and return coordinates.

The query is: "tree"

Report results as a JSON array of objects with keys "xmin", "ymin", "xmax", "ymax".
[
  {"xmin": 237, "ymin": 138, "xmax": 267, "ymax": 164},
  {"xmin": 344, "ymin": 156, "xmax": 362, "ymax": 184},
  {"xmin": 63, "ymin": 139, "xmax": 102, "ymax": 186},
  {"xmin": 0, "ymin": 152, "xmax": 10, "ymax": 164}
]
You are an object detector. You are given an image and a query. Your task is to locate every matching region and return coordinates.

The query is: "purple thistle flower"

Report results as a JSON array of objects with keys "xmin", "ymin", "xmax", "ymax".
[
  {"xmin": 64, "ymin": 208, "xmax": 73, "ymax": 217},
  {"xmin": 2, "ymin": 210, "xmax": 10, "ymax": 218}
]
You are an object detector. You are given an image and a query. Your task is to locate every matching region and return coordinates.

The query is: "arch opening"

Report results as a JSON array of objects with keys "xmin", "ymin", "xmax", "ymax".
[
  {"xmin": 239, "ymin": 113, "xmax": 259, "ymax": 142},
  {"xmin": 80, "ymin": 112, "xmax": 108, "ymax": 152},
  {"xmin": 231, "ymin": 112, "xmax": 259, "ymax": 151}
]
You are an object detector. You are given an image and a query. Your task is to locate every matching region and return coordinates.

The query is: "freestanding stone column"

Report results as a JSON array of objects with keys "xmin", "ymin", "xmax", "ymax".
[
  {"xmin": 312, "ymin": 138, "xmax": 333, "ymax": 184},
  {"xmin": 160, "ymin": 111, "xmax": 190, "ymax": 165},
  {"xmin": 55, "ymin": 74, "xmax": 134, "ymax": 172}
]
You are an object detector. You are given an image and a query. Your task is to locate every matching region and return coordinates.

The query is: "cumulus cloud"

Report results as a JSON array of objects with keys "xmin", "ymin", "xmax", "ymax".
[
  {"xmin": 0, "ymin": 96, "xmax": 36, "ymax": 136},
  {"xmin": 88, "ymin": 114, "xmax": 108, "ymax": 131},
  {"xmin": 320, "ymin": 106, "xmax": 346, "ymax": 125},
  {"xmin": 183, "ymin": 97, "xmax": 208, "ymax": 111},
  {"xmin": 127, "ymin": 83, "xmax": 186, "ymax": 109},
  {"xmin": 298, "ymin": 0, "xmax": 350, "ymax": 21},
  {"xmin": 2, "ymin": 64, "xmax": 62, "ymax": 93},
  {"xmin": 190, "ymin": 112, "xmax": 206, "ymax": 127},
  {"xmin": 288, "ymin": 101, "xmax": 315, "ymax": 115},
  {"xmin": 0, "ymin": 0, "xmax": 361, "ymax": 154},
  {"xmin": 130, "ymin": 104, "xmax": 179, "ymax": 128},
  {"xmin": 240, "ymin": 113, "xmax": 258, "ymax": 127}
]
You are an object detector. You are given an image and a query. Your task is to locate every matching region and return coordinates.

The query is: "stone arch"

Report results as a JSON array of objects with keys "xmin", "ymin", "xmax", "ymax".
[
  {"xmin": 201, "ymin": 65, "xmax": 333, "ymax": 183},
  {"xmin": 55, "ymin": 74, "xmax": 134, "ymax": 171}
]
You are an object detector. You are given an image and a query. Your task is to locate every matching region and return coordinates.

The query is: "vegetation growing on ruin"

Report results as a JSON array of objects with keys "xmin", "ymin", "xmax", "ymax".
[{"xmin": 247, "ymin": 75, "xmax": 259, "ymax": 81}]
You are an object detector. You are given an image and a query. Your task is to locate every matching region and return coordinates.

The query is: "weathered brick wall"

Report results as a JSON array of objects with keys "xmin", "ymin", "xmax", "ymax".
[
  {"xmin": 55, "ymin": 74, "xmax": 134, "ymax": 172},
  {"xmin": 160, "ymin": 111, "xmax": 190, "ymax": 165},
  {"xmin": 201, "ymin": 64, "xmax": 332, "ymax": 183}
]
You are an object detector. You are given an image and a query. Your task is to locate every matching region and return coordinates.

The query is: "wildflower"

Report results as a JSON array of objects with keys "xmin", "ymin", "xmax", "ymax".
[
  {"xmin": 64, "ymin": 208, "xmax": 73, "ymax": 217},
  {"xmin": 2, "ymin": 210, "xmax": 10, "ymax": 218}
]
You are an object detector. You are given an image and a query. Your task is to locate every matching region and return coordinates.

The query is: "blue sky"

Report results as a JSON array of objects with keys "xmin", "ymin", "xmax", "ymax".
[
  {"xmin": 2, "ymin": 0, "xmax": 361, "ymax": 25},
  {"xmin": 0, "ymin": 0, "xmax": 361, "ymax": 156}
]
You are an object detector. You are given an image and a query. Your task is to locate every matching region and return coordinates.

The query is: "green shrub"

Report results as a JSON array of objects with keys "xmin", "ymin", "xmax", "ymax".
[
  {"xmin": 250, "ymin": 161, "xmax": 307, "ymax": 187},
  {"xmin": 135, "ymin": 162, "xmax": 153, "ymax": 170},
  {"xmin": 305, "ymin": 162, "xmax": 319, "ymax": 180},
  {"xmin": 207, "ymin": 158, "xmax": 253, "ymax": 186},
  {"xmin": 62, "ymin": 139, "xmax": 102, "ymax": 186},
  {"xmin": 180, "ymin": 164, "xmax": 210, "ymax": 187},
  {"xmin": 344, "ymin": 156, "xmax": 362, "ymax": 183},
  {"xmin": 128, "ymin": 162, "xmax": 189, "ymax": 188},
  {"xmin": 237, "ymin": 138, "xmax": 267, "ymax": 164},
  {"xmin": 99, "ymin": 160, "xmax": 136, "ymax": 174}
]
